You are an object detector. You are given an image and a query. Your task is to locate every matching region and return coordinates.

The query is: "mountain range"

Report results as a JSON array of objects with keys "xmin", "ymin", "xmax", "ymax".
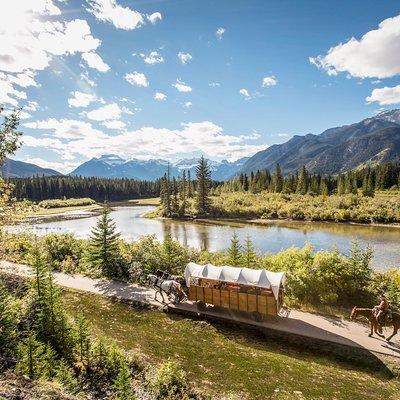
[
  {"xmin": 70, "ymin": 155, "xmax": 250, "ymax": 181},
  {"xmin": 1, "ymin": 158, "xmax": 61, "ymax": 178},
  {"xmin": 238, "ymin": 109, "xmax": 400, "ymax": 176},
  {"xmin": 3, "ymin": 109, "xmax": 400, "ymax": 180}
]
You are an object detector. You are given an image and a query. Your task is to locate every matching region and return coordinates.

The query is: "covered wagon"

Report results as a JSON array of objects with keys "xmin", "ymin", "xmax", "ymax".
[{"xmin": 184, "ymin": 263, "xmax": 286, "ymax": 318}]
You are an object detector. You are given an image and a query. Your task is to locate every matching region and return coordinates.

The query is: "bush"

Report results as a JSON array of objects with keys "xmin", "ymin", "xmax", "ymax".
[
  {"xmin": 149, "ymin": 361, "xmax": 188, "ymax": 400},
  {"xmin": 38, "ymin": 198, "xmax": 96, "ymax": 209},
  {"xmin": 43, "ymin": 234, "xmax": 84, "ymax": 272}
]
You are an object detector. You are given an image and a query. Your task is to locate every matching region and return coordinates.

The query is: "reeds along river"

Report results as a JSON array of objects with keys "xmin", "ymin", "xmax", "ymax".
[{"xmin": 14, "ymin": 205, "xmax": 400, "ymax": 269}]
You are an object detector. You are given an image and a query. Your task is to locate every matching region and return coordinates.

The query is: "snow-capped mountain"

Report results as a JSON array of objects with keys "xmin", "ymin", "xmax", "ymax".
[{"xmin": 70, "ymin": 156, "xmax": 250, "ymax": 181}]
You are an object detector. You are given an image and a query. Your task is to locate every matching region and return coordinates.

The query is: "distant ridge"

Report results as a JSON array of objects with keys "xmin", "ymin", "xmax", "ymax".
[
  {"xmin": 70, "ymin": 155, "xmax": 250, "ymax": 181},
  {"xmin": 237, "ymin": 109, "xmax": 400, "ymax": 176},
  {"xmin": 1, "ymin": 158, "xmax": 62, "ymax": 178}
]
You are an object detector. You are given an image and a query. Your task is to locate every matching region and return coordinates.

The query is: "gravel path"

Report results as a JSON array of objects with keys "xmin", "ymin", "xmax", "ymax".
[{"xmin": 1, "ymin": 260, "xmax": 399, "ymax": 359}]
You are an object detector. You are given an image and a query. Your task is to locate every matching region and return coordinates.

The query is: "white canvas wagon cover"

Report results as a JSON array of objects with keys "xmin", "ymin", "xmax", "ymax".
[{"xmin": 184, "ymin": 262, "xmax": 286, "ymax": 300}]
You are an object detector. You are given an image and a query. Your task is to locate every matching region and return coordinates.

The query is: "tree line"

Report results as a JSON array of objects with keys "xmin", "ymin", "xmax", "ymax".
[
  {"xmin": 160, "ymin": 156, "xmax": 216, "ymax": 217},
  {"xmin": 215, "ymin": 162, "xmax": 400, "ymax": 197},
  {"xmin": 9, "ymin": 175, "xmax": 162, "ymax": 202}
]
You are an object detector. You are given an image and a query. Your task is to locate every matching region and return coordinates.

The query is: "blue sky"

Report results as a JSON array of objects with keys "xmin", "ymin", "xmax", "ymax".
[{"xmin": 1, "ymin": 0, "xmax": 400, "ymax": 172}]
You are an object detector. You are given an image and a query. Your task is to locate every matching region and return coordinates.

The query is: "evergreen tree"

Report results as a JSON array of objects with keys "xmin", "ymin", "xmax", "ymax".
[
  {"xmin": 56, "ymin": 361, "xmax": 80, "ymax": 394},
  {"xmin": 227, "ymin": 232, "xmax": 242, "ymax": 266},
  {"xmin": 29, "ymin": 240, "xmax": 48, "ymax": 304},
  {"xmin": 16, "ymin": 333, "xmax": 56, "ymax": 379},
  {"xmin": 337, "ymin": 174, "xmax": 346, "ymax": 195},
  {"xmin": 160, "ymin": 174, "xmax": 171, "ymax": 217},
  {"xmin": 113, "ymin": 361, "xmax": 136, "ymax": 400},
  {"xmin": 87, "ymin": 206, "xmax": 122, "ymax": 278},
  {"xmin": 171, "ymin": 177, "xmax": 179, "ymax": 215},
  {"xmin": 320, "ymin": 178, "xmax": 329, "ymax": 196},
  {"xmin": 296, "ymin": 166, "xmax": 309, "ymax": 195},
  {"xmin": 179, "ymin": 170, "xmax": 187, "ymax": 216},
  {"xmin": 362, "ymin": 170, "xmax": 375, "ymax": 197},
  {"xmin": 272, "ymin": 164, "xmax": 283, "ymax": 193},
  {"xmin": 195, "ymin": 156, "xmax": 212, "ymax": 216},
  {"xmin": 74, "ymin": 314, "xmax": 91, "ymax": 365},
  {"xmin": 0, "ymin": 282, "xmax": 18, "ymax": 355},
  {"xmin": 242, "ymin": 236, "xmax": 257, "ymax": 268},
  {"xmin": 187, "ymin": 170, "xmax": 193, "ymax": 198}
]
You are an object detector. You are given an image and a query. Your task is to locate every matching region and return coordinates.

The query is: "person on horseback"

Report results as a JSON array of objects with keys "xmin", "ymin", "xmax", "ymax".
[{"xmin": 375, "ymin": 294, "xmax": 392, "ymax": 333}]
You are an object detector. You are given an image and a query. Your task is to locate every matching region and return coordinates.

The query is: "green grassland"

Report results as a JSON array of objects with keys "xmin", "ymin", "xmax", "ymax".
[{"xmin": 63, "ymin": 290, "xmax": 400, "ymax": 400}]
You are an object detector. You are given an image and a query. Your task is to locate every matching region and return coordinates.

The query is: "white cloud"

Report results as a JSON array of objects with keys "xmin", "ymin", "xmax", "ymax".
[
  {"xmin": 366, "ymin": 85, "xmax": 400, "ymax": 105},
  {"xmin": 178, "ymin": 52, "xmax": 192, "ymax": 64},
  {"xmin": 239, "ymin": 88, "xmax": 250, "ymax": 97},
  {"xmin": 140, "ymin": 51, "xmax": 164, "ymax": 64},
  {"xmin": 24, "ymin": 118, "xmax": 107, "ymax": 139},
  {"xmin": 102, "ymin": 120, "xmax": 126, "ymax": 130},
  {"xmin": 86, "ymin": 0, "xmax": 144, "ymax": 30},
  {"xmin": 25, "ymin": 119, "xmax": 263, "ymax": 163},
  {"xmin": 262, "ymin": 76, "xmax": 277, "ymax": 87},
  {"xmin": 184, "ymin": 101, "xmax": 192, "ymax": 108},
  {"xmin": 147, "ymin": 12, "xmax": 162, "ymax": 24},
  {"xmin": 9, "ymin": 71, "xmax": 39, "ymax": 88},
  {"xmin": 173, "ymin": 79, "xmax": 192, "ymax": 92},
  {"xmin": 209, "ymin": 82, "xmax": 220, "ymax": 87},
  {"xmin": 310, "ymin": 15, "xmax": 400, "ymax": 79},
  {"xmin": 68, "ymin": 91, "xmax": 97, "ymax": 108},
  {"xmin": 25, "ymin": 101, "xmax": 39, "ymax": 112},
  {"xmin": 216, "ymin": 27, "xmax": 226, "ymax": 40},
  {"xmin": 23, "ymin": 157, "xmax": 74, "ymax": 173},
  {"xmin": 154, "ymin": 92, "xmax": 167, "ymax": 101},
  {"xmin": 0, "ymin": 72, "xmax": 27, "ymax": 106},
  {"xmin": 80, "ymin": 72, "xmax": 96, "ymax": 87},
  {"xmin": 0, "ymin": 3, "xmax": 101, "ymax": 74},
  {"xmin": 86, "ymin": 103, "xmax": 122, "ymax": 121},
  {"xmin": 82, "ymin": 51, "xmax": 110, "ymax": 72},
  {"xmin": 125, "ymin": 71, "xmax": 149, "ymax": 87}
]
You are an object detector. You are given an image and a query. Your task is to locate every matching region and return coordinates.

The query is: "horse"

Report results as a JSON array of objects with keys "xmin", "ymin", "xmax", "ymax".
[
  {"xmin": 147, "ymin": 274, "xmax": 186, "ymax": 304},
  {"xmin": 350, "ymin": 306, "xmax": 400, "ymax": 341}
]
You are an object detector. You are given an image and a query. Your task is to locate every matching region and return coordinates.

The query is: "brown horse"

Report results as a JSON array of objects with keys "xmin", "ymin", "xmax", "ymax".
[{"xmin": 350, "ymin": 306, "xmax": 400, "ymax": 341}]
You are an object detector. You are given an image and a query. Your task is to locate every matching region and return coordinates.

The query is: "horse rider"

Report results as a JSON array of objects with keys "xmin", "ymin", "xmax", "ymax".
[{"xmin": 375, "ymin": 294, "xmax": 391, "ymax": 332}]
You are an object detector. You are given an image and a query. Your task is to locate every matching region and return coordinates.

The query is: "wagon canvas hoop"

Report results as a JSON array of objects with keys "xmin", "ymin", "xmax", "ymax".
[{"xmin": 184, "ymin": 262, "xmax": 286, "ymax": 301}]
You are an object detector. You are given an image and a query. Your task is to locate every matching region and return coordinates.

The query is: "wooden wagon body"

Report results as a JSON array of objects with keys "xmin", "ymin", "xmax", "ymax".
[{"xmin": 184, "ymin": 263, "xmax": 285, "ymax": 317}]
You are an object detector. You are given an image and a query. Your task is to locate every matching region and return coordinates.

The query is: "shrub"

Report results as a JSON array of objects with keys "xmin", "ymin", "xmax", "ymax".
[
  {"xmin": 38, "ymin": 198, "xmax": 96, "ymax": 209},
  {"xmin": 149, "ymin": 361, "xmax": 188, "ymax": 400}
]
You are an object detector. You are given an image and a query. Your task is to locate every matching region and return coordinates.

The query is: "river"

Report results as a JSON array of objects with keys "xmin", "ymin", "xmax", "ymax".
[{"xmin": 14, "ymin": 205, "xmax": 400, "ymax": 269}]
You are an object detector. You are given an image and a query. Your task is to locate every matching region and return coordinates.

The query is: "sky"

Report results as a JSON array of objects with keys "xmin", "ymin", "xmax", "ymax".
[{"xmin": 1, "ymin": 0, "xmax": 400, "ymax": 173}]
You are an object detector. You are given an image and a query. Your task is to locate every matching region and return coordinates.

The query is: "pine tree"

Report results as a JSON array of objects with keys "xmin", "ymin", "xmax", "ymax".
[
  {"xmin": 113, "ymin": 361, "xmax": 136, "ymax": 400},
  {"xmin": 337, "ymin": 174, "xmax": 346, "ymax": 195},
  {"xmin": 87, "ymin": 206, "xmax": 122, "ymax": 278},
  {"xmin": 195, "ymin": 156, "xmax": 212, "ymax": 216},
  {"xmin": 320, "ymin": 178, "xmax": 329, "ymax": 196},
  {"xmin": 296, "ymin": 166, "xmax": 308, "ymax": 195},
  {"xmin": 272, "ymin": 164, "xmax": 283, "ymax": 193},
  {"xmin": 171, "ymin": 177, "xmax": 179, "ymax": 215},
  {"xmin": 179, "ymin": 170, "xmax": 187, "ymax": 216},
  {"xmin": 187, "ymin": 170, "xmax": 193, "ymax": 198},
  {"xmin": 0, "ymin": 283, "xmax": 18, "ymax": 355},
  {"xmin": 74, "ymin": 314, "xmax": 91, "ymax": 365},
  {"xmin": 242, "ymin": 236, "xmax": 257, "ymax": 268},
  {"xmin": 56, "ymin": 361, "xmax": 80, "ymax": 394},
  {"xmin": 362, "ymin": 170, "xmax": 375, "ymax": 197},
  {"xmin": 160, "ymin": 174, "xmax": 171, "ymax": 217},
  {"xmin": 29, "ymin": 240, "xmax": 48, "ymax": 303},
  {"xmin": 227, "ymin": 232, "xmax": 242, "ymax": 266}
]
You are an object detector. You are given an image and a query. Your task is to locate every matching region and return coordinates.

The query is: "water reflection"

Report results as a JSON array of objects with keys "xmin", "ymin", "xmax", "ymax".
[{"xmin": 12, "ymin": 205, "xmax": 400, "ymax": 269}]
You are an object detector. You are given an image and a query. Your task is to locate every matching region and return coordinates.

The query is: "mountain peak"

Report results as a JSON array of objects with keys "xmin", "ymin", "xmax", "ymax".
[
  {"xmin": 375, "ymin": 109, "xmax": 400, "ymax": 125},
  {"xmin": 96, "ymin": 154, "xmax": 126, "ymax": 166}
]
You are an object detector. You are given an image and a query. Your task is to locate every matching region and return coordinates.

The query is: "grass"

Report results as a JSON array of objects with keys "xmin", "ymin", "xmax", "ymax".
[
  {"xmin": 28, "ymin": 203, "xmax": 102, "ymax": 217},
  {"xmin": 126, "ymin": 197, "xmax": 160, "ymax": 206},
  {"xmin": 62, "ymin": 290, "xmax": 400, "ymax": 400}
]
